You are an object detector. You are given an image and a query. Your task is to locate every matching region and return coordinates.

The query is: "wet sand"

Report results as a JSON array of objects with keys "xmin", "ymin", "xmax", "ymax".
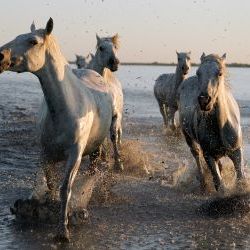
[{"xmin": 0, "ymin": 66, "xmax": 250, "ymax": 249}]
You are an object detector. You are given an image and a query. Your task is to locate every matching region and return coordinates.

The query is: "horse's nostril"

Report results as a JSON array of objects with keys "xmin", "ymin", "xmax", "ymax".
[
  {"xmin": 0, "ymin": 53, "xmax": 4, "ymax": 61},
  {"xmin": 199, "ymin": 94, "xmax": 211, "ymax": 104},
  {"xmin": 109, "ymin": 58, "xmax": 115, "ymax": 65}
]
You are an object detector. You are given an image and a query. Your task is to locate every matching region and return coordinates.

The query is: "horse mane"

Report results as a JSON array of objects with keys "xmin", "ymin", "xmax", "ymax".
[
  {"xmin": 44, "ymin": 32, "xmax": 68, "ymax": 66},
  {"xmin": 103, "ymin": 68, "xmax": 115, "ymax": 83}
]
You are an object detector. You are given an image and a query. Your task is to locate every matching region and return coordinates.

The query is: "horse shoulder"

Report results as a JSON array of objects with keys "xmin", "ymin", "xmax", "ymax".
[{"xmin": 179, "ymin": 76, "xmax": 200, "ymax": 137}]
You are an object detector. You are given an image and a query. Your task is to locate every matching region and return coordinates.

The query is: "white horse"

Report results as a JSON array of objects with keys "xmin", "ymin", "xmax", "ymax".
[
  {"xmin": 154, "ymin": 51, "xmax": 191, "ymax": 130},
  {"xmin": 178, "ymin": 53, "xmax": 246, "ymax": 191},
  {"xmin": 74, "ymin": 34, "xmax": 124, "ymax": 170},
  {"xmin": 0, "ymin": 18, "xmax": 114, "ymax": 242}
]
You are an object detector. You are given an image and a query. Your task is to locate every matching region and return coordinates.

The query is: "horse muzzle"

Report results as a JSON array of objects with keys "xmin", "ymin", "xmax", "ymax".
[
  {"xmin": 198, "ymin": 94, "xmax": 212, "ymax": 111},
  {"xmin": 182, "ymin": 65, "xmax": 190, "ymax": 75},
  {"xmin": 108, "ymin": 58, "xmax": 120, "ymax": 72},
  {"xmin": 0, "ymin": 49, "xmax": 11, "ymax": 73},
  {"xmin": 109, "ymin": 64, "xmax": 119, "ymax": 72}
]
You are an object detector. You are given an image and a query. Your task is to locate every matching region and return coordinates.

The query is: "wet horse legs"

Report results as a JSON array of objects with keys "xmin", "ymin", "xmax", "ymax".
[
  {"xmin": 228, "ymin": 148, "xmax": 246, "ymax": 180},
  {"xmin": 168, "ymin": 107, "xmax": 178, "ymax": 131},
  {"xmin": 89, "ymin": 145, "xmax": 102, "ymax": 173},
  {"xmin": 56, "ymin": 143, "xmax": 84, "ymax": 242},
  {"xmin": 204, "ymin": 154, "xmax": 222, "ymax": 191},
  {"xmin": 183, "ymin": 131, "xmax": 207, "ymax": 191},
  {"xmin": 158, "ymin": 101, "xmax": 168, "ymax": 129},
  {"xmin": 110, "ymin": 114, "xmax": 123, "ymax": 171}
]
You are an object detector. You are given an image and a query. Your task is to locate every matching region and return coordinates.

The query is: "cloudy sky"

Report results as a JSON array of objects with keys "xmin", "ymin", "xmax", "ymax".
[{"xmin": 0, "ymin": 0, "xmax": 249, "ymax": 63}]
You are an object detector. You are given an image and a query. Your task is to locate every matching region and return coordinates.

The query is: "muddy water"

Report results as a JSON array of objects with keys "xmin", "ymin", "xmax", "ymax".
[{"xmin": 0, "ymin": 66, "xmax": 250, "ymax": 249}]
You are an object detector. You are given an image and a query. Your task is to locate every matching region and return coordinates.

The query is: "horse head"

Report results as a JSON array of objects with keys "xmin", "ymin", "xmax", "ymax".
[
  {"xmin": 95, "ymin": 33, "xmax": 120, "ymax": 72},
  {"xmin": 0, "ymin": 18, "xmax": 56, "ymax": 74},
  {"xmin": 0, "ymin": 48, "xmax": 11, "ymax": 73},
  {"xmin": 176, "ymin": 51, "xmax": 191, "ymax": 75},
  {"xmin": 197, "ymin": 53, "xmax": 226, "ymax": 112},
  {"xmin": 75, "ymin": 54, "xmax": 87, "ymax": 69}
]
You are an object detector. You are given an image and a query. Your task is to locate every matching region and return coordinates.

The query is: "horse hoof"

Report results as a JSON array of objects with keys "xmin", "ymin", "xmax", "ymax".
[{"xmin": 55, "ymin": 228, "xmax": 70, "ymax": 243}]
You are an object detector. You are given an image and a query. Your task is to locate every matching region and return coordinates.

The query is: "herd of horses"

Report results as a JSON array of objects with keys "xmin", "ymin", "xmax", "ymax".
[{"xmin": 0, "ymin": 18, "xmax": 247, "ymax": 241}]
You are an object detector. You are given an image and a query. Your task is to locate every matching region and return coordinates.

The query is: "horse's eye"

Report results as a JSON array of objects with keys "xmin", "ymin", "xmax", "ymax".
[
  {"xmin": 99, "ymin": 46, "xmax": 104, "ymax": 52},
  {"xmin": 29, "ymin": 39, "xmax": 38, "ymax": 46},
  {"xmin": 196, "ymin": 70, "xmax": 200, "ymax": 77}
]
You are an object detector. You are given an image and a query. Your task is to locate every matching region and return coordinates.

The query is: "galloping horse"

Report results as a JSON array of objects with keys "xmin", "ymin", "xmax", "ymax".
[
  {"xmin": 0, "ymin": 18, "xmax": 114, "ymax": 241},
  {"xmin": 74, "ymin": 34, "xmax": 124, "ymax": 170},
  {"xmin": 178, "ymin": 53, "xmax": 246, "ymax": 191},
  {"xmin": 154, "ymin": 51, "xmax": 191, "ymax": 130}
]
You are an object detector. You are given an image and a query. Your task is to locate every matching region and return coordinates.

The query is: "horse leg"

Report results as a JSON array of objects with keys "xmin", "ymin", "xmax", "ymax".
[
  {"xmin": 204, "ymin": 155, "xmax": 222, "ymax": 191},
  {"xmin": 89, "ymin": 145, "xmax": 102, "ymax": 174},
  {"xmin": 117, "ymin": 126, "xmax": 122, "ymax": 147},
  {"xmin": 158, "ymin": 101, "xmax": 168, "ymax": 128},
  {"xmin": 56, "ymin": 143, "xmax": 84, "ymax": 242},
  {"xmin": 42, "ymin": 161, "xmax": 58, "ymax": 198},
  {"xmin": 169, "ymin": 107, "xmax": 176, "ymax": 131},
  {"xmin": 110, "ymin": 114, "xmax": 123, "ymax": 171},
  {"xmin": 182, "ymin": 131, "xmax": 206, "ymax": 190},
  {"xmin": 31, "ymin": 159, "xmax": 57, "ymax": 200},
  {"xmin": 218, "ymin": 160, "xmax": 223, "ymax": 173},
  {"xmin": 228, "ymin": 148, "xmax": 246, "ymax": 180}
]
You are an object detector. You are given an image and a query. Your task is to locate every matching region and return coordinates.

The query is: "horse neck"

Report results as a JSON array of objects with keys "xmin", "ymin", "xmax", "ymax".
[
  {"xmin": 35, "ymin": 43, "xmax": 72, "ymax": 119},
  {"xmin": 89, "ymin": 56, "xmax": 113, "ymax": 83},
  {"xmin": 175, "ymin": 64, "xmax": 185, "ymax": 88},
  {"xmin": 90, "ymin": 56, "xmax": 105, "ymax": 75},
  {"xmin": 172, "ymin": 64, "xmax": 186, "ymax": 97}
]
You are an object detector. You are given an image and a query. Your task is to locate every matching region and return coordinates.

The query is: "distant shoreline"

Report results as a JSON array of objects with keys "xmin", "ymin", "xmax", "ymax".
[
  {"xmin": 68, "ymin": 61, "xmax": 250, "ymax": 68},
  {"xmin": 120, "ymin": 62, "xmax": 250, "ymax": 68}
]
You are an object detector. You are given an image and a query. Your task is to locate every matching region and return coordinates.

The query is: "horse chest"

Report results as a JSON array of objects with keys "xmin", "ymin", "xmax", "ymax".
[{"xmin": 197, "ymin": 116, "xmax": 226, "ymax": 157}]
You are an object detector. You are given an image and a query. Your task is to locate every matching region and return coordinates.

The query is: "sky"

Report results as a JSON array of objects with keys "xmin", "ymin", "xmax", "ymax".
[{"xmin": 0, "ymin": 0, "xmax": 249, "ymax": 64}]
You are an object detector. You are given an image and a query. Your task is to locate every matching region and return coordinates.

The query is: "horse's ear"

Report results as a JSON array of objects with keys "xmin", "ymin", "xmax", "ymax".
[
  {"xmin": 30, "ymin": 21, "xmax": 36, "ymax": 33},
  {"xmin": 200, "ymin": 52, "xmax": 206, "ymax": 62},
  {"xmin": 176, "ymin": 50, "xmax": 179, "ymax": 56},
  {"xmin": 112, "ymin": 33, "xmax": 120, "ymax": 47},
  {"xmin": 96, "ymin": 34, "xmax": 101, "ymax": 46},
  {"xmin": 221, "ymin": 53, "xmax": 227, "ymax": 61},
  {"xmin": 45, "ymin": 17, "xmax": 53, "ymax": 36},
  {"xmin": 90, "ymin": 53, "xmax": 94, "ymax": 59}
]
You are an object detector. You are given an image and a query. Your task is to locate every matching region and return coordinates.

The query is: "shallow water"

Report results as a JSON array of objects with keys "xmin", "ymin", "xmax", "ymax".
[{"xmin": 0, "ymin": 65, "xmax": 250, "ymax": 249}]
